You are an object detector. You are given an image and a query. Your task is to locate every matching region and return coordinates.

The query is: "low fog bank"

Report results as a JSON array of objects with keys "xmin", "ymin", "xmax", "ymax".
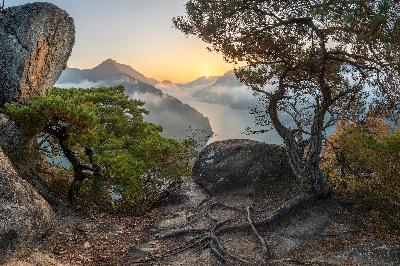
[
  {"xmin": 157, "ymin": 73, "xmax": 283, "ymax": 145},
  {"xmin": 189, "ymin": 100, "xmax": 283, "ymax": 144},
  {"xmin": 193, "ymin": 84, "xmax": 257, "ymax": 110},
  {"xmin": 56, "ymin": 75, "xmax": 213, "ymax": 147}
]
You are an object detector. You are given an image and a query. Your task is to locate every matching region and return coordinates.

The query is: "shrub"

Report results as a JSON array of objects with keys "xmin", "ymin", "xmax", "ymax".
[
  {"xmin": 4, "ymin": 87, "xmax": 197, "ymax": 213},
  {"xmin": 322, "ymin": 118, "xmax": 400, "ymax": 233}
]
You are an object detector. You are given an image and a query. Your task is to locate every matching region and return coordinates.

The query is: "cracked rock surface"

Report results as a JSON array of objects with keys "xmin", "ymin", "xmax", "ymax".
[
  {"xmin": 0, "ymin": 3, "xmax": 75, "ymax": 263},
  {"xmin": 0, "ymin": 2, "xmax": 75, "ymax": 106},
  {"xmin": 0, "ymin": 148, "xmax": 54, "ymax": 263}
]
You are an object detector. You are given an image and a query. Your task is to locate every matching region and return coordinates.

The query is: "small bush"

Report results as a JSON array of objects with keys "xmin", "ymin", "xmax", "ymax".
[
  {"xmin": 322, "ymin": 118, "xmax": 400, "ymax": 234},
  {"xmin": 5, "ymin": 87, "xmax": 197, "ymax": 214}
]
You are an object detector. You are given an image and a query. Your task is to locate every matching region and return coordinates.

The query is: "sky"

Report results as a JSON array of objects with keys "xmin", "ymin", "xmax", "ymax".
[{"xmin": 10, "ymin": 0, "xmax": 232, "ymax": 83}]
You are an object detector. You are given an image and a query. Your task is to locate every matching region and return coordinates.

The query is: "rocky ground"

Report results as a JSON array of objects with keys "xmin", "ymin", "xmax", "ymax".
[
  {"xmin": 5, "ymin": 176, "xmax": 400, "ymax": 266},
  {"xmin": 2, "ymin": 3, "xmax": 398, "ymax": 266}
]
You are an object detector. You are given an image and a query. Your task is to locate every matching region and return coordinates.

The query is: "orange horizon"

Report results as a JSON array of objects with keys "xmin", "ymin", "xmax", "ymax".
[
  {"xmin": 67, "ymin": 52, "xmax": 234, "ymax": 84},
  {"xmin": 10, "ymin": 0, "xmax": 235, "ymax": 84}
]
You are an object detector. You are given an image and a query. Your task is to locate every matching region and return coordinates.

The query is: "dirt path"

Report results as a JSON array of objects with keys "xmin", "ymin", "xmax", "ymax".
[{"xmin": 6, "ymin": 176, "xmax": 400, "ymax": 266}]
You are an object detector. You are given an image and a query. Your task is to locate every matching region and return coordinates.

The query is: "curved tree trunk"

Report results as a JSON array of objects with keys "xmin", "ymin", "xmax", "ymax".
[
  {"xmin": 4, "ymin": 134, "xmax": 67, "ymax": 209},
  {"xmin": 45, "ymin": 126, "xmax": 90, "ymax": 203},
  {"xmin": 308, "ymin": 106, "xmax": 329, "ymax": 197},
  {"xmin": 57, "ymin": 135, "xmax": 87, "ymax": 203},
  {"xmin": 67, "ymin": 173, "xmax": 85, "ymax": 202},
  {"xmin": 308, "ymin": 137, "xmax": 327, "ymax": 196},
  {"xmin": 267, "ymin": 73, "xmax": 328, "ymax": 198}
]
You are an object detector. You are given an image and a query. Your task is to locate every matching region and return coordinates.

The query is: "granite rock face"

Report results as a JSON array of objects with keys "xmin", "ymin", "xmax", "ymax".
[
  {"xmin": 0, "ymin": 113, "xmax": 24, "ymax": 154},
  {"xmin": 192, "ymin": 139, "xmax": 294, "ymax": 195},
  {"xmin": 0, "ymin": 148, "xmax": 54, "ymax": 263},
  {"xmin": 0, "ymin": 3, "xmax": 75, "ymax": 262},
  {"xmin": 0, "ymin": 2, "xmax": 75, "ymax": 106}
]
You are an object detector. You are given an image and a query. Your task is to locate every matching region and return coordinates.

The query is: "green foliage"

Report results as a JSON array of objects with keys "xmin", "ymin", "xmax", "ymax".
[
  {"xmin": 4, "ymin": 87, "xmax": 197, "ymax": 213},
  {"xmin": 174, "ymin": 1, "xmax": 400, "ymax": 196},
  {"xmin": 322, "ymin": 119, "xmax": 400, "ymax": 233}
]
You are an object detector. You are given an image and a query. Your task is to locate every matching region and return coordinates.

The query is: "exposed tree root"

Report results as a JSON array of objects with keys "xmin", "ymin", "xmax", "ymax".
[
  {"xmin": 157, "ymin": 228, "xmax": 207, "ymax": 239},
  {"xmin": 218, "ymin": 194, "xmax": 314, "ymax": 234},
  {"xmin": 134, "ymin": 234, "xmax": 209, "ymax": 264},
  {"xmin": 210, "ymin": 201, "xmax": 246, "ymax": 214},
  {"xmin": 258, "ymin": 194, "xmax": 313, "ymax": 225},
  {"xmin": 266, "ymin": 258, "xmax": 315, "ymax": 265},
  {"xmin": 210, "ymin": 241, "xmax": 227, "ymax": 264},
  {"xmin": 210, "ymin": 234, "xmax": 249, "ymax": 264},
  {"xmin": 246, "ymin": 206, "xmax": 270, "ymax": 261},
  {"xmin": 134, "ymin": 194, "xmax": 315, "ymax": 264}
]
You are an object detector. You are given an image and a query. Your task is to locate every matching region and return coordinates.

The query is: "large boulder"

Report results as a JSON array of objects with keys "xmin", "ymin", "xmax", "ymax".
[
  {"xmin": 192, "ymin": 139, "xmax": 294, "ymax": 195},
  {"xmin": 0, "ymin": 3, "xmax": 75, "ymax": 106},
  {"xmin": 0, "ymin": 2, "xmax": 75, "ymax": 262},
  {"xmin": 0, "ymin": 148, "xmax": 54, "ymax": 263}
]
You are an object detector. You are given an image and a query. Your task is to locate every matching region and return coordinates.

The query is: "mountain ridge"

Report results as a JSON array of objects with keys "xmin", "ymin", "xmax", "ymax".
[
  {"xmin": 59, "ymin": 59, "xmax": 159, "ymax": 86},
  {"xmin": 179, "ymin": 75, "xmax": 220, "ymax": 88},
  {"xmin": 56, "ymin": 59, "xmax": 213, "ymax": 146}
]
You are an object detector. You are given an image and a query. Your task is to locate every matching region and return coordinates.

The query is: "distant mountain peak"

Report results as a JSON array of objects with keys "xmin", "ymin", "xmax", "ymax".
[
  {"xmin": 183, "ymin": 75, "xmax": 220, "ymax": 87},
  {"xmin": 223, "ymin": 70, "xmax": 235, "ymax": 76},
  {"xmin": 90, "ymin": 59, "xmax": 159, "ymax": 86},
  {"xmin": 102, "ymin": 58, "xmax": 118, "ymax": 64},
  {"xmin": 213, "ymin": 70, "xmax": 243, "ymax": 87},
  {"xmin": 94, "ymin": 58, "xmax": 130, "ymax": 71},
  {"xmin": 56, "ymin": 62, "xmax": 213, "ymax": 146},
  {"xmin": 93, "ymin": 58, "xmax": 120, "ymax": 69}
]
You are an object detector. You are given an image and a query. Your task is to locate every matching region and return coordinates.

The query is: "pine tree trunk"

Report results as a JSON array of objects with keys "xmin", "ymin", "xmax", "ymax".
[
  {"xmin": 267, "ymin": 84, "xmax": 328, "ymax": 197},
  {"xmin": 46, "ymin": 126, "xmax": 88, "ymax": 203},
  {"xmin": 285, "ymin": 140, "xmax": 327, "ymax": 197}
]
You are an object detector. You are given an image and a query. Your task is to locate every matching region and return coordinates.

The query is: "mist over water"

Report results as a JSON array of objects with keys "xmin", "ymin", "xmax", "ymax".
[
  {"xmin": 158, "ymin": 81, "xmax": 283, "ymax": 145},
  {"xmin": 188, "ymin": 100, "xmax": 282, "ymax": 144},
  {"xmin": 56, "ymin": 73, "xmax": 213, "ymax": 147},
  {"xmin": 57, "ymin": 60, "xmax": 284, "ymax": 146}
]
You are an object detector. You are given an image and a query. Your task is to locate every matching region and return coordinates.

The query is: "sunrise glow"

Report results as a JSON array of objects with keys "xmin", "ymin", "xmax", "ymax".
[{"xmin": 11, "ymin": 0, "xmax": 232, "ymax": 83}]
